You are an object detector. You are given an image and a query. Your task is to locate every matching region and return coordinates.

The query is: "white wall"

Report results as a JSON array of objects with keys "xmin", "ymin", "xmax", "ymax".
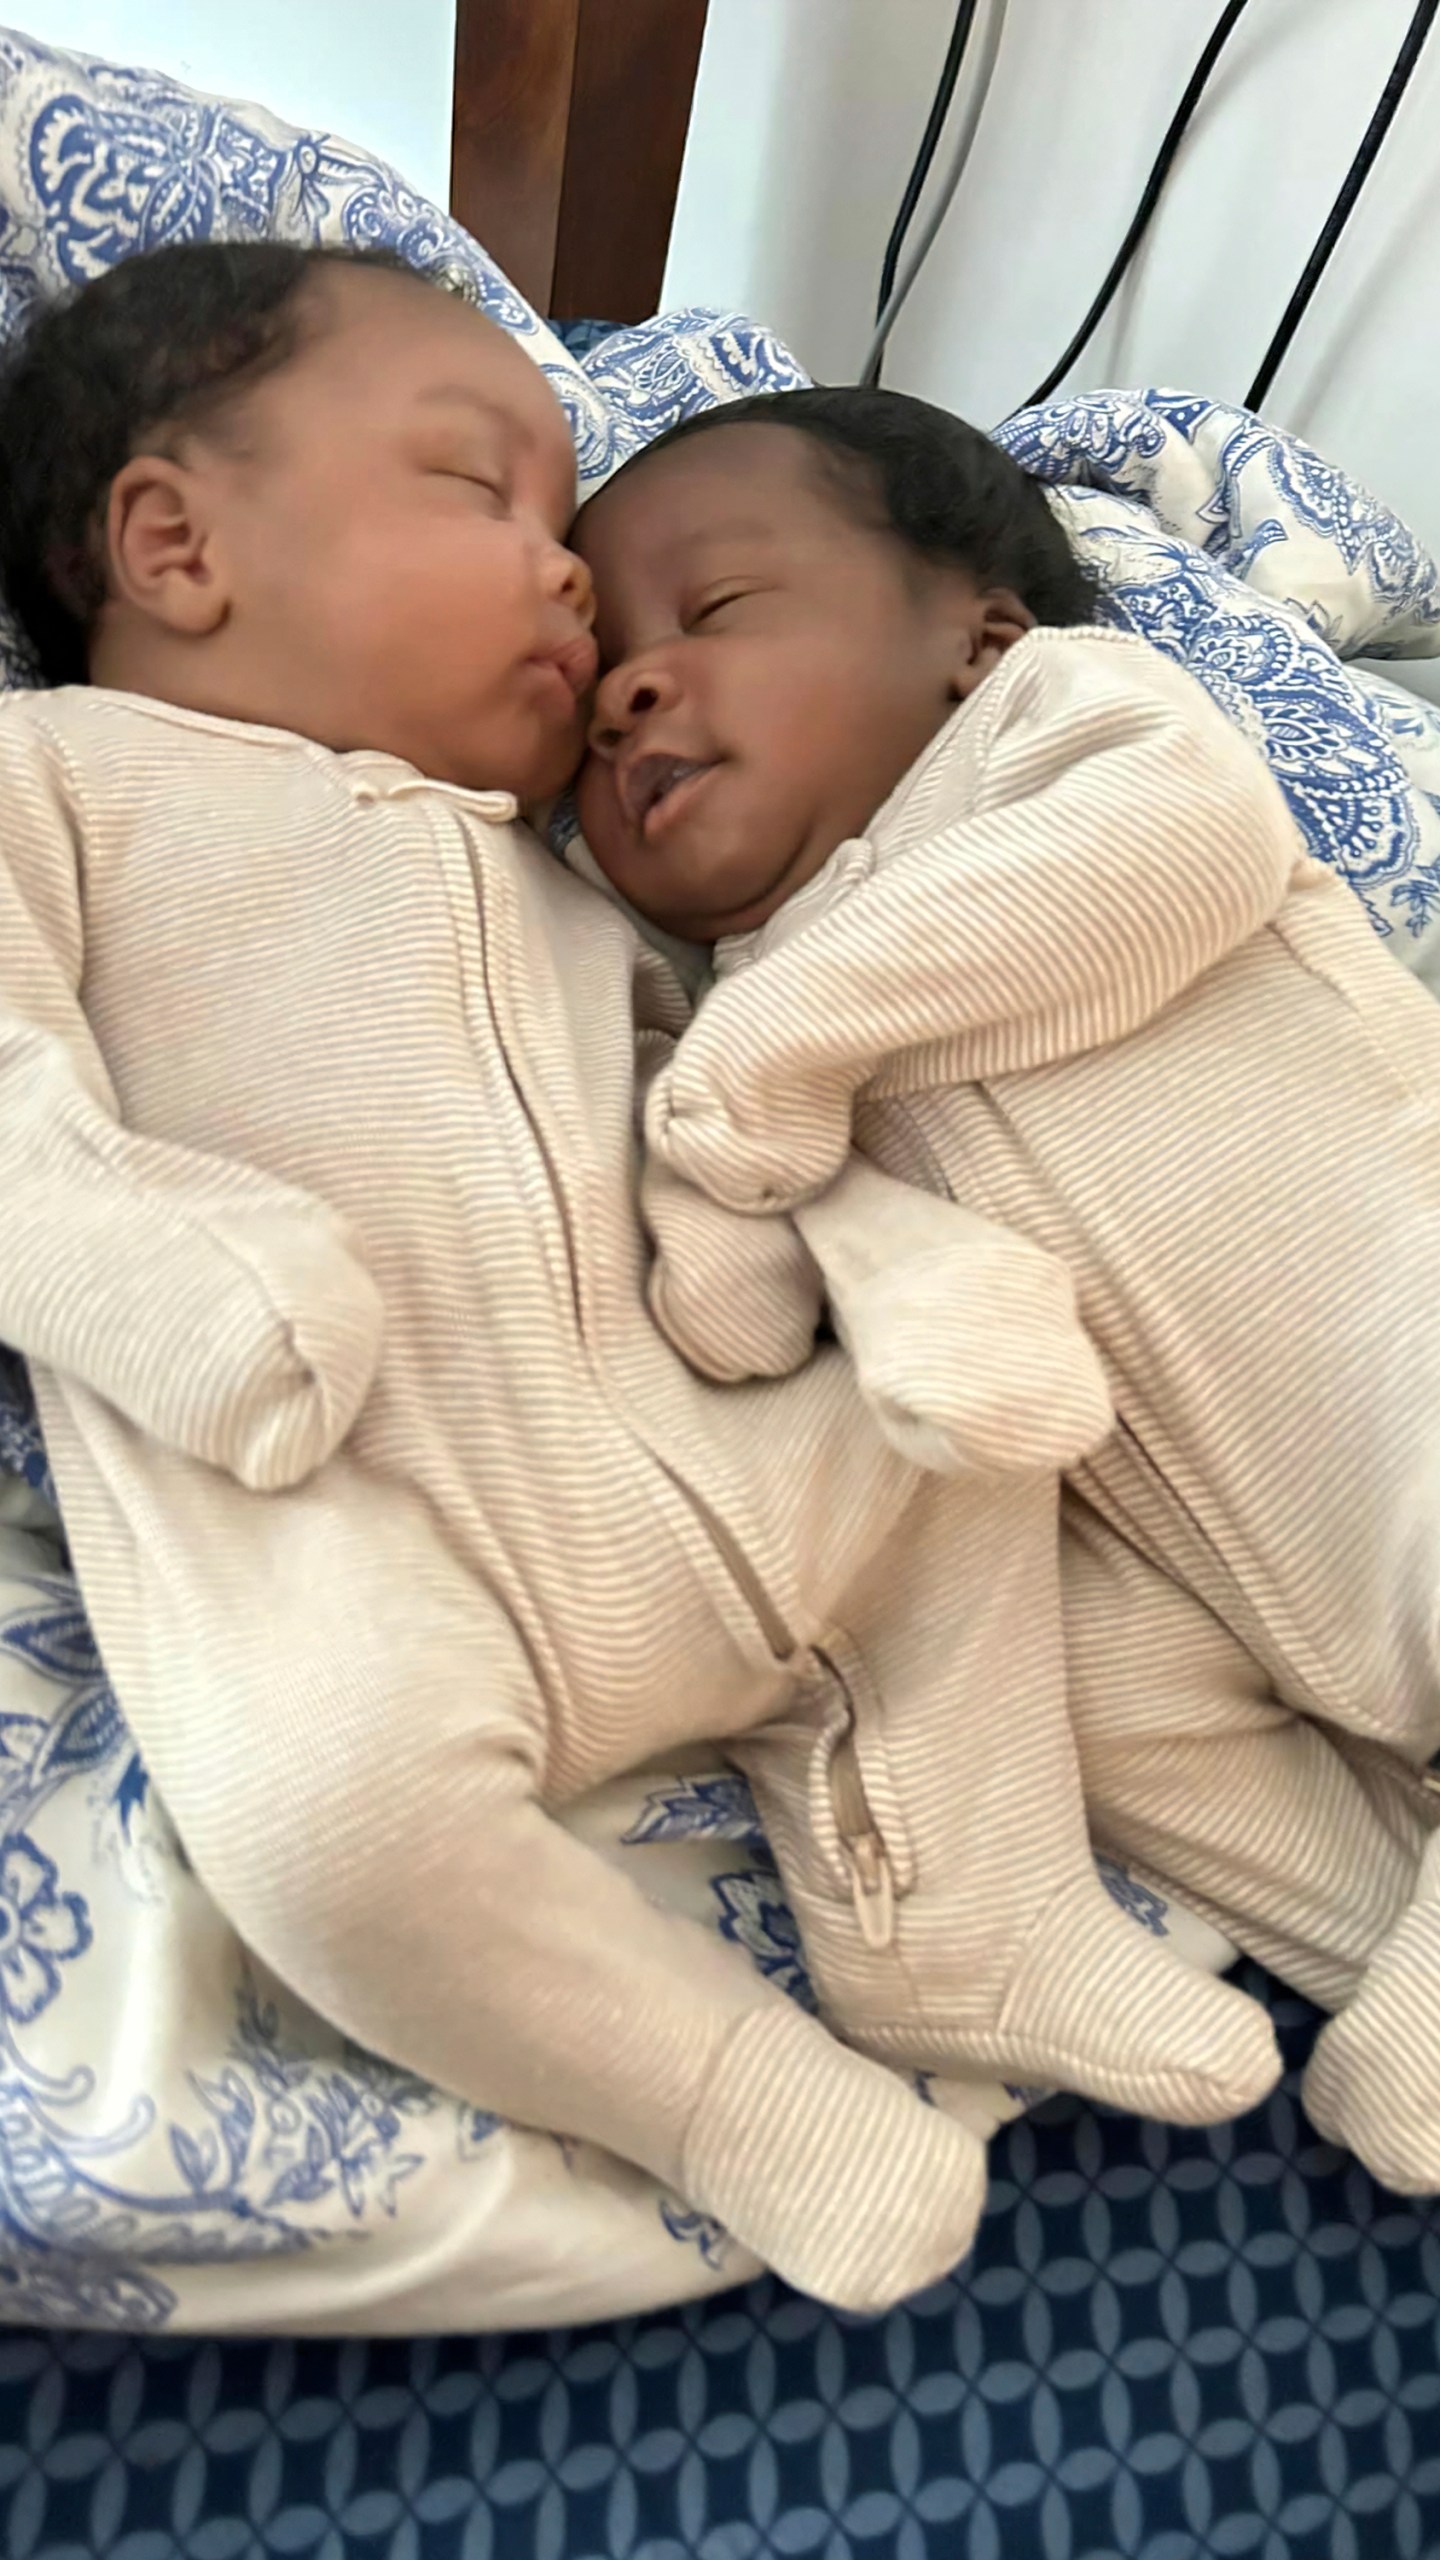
[
  {"xmin": 22, "ymin": 3, "xmax": 457, "ymax": 205},
  {"xmin": 667, "ymin": 0, "xmax": 1440, "ymax": 569}
]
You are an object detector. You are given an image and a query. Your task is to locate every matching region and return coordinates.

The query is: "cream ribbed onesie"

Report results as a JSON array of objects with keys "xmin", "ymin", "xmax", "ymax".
[
  {"xmin": 645, "ymin": 625, "xmax": 1440, "ymax": 2195},
  {"xmin": 0, "ymin": 681, "xmax": 1281, "ymax": 2307}
]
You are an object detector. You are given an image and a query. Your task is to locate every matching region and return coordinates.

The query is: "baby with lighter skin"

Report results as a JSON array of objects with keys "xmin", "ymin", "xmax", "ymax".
[
  {"xmin": 81, "ymin": 256, "xmax": 597, "ymax": 796},
  {"xmin": 572, "ymin": 392, "xmax": 1440, "ymax": 2199},
  {"xmin": 0, "ymin": 244, "xmax": 1301, "ymax": 2317}
]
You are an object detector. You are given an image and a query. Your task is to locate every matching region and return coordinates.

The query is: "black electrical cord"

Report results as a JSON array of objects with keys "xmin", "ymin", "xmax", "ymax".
[
  {"xmin": 874, "ymin": 0, "xmax": 983, "ymax": 328},
  {"xmin": 1245, "ymin": 0, "xmax": 1438, "ymax": 412},
  {"xmin": 1019, "ymin": 0, "xmax": 1253, "ymax": 412},
  {"xmin": 862, "ymin": 0, "xmax": 1009, "ymax": 388}
]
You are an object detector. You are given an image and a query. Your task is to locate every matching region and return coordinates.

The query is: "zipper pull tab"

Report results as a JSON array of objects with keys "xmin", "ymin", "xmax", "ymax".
[{"xmin": 844, "ymin": 1831, "xmax": 897, "ymax": 1951}]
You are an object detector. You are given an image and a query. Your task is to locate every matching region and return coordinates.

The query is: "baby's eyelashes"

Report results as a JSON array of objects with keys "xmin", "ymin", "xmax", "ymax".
[{"xmin": 687, "ymin": 591, "xmax": 744, "ymax": 630}]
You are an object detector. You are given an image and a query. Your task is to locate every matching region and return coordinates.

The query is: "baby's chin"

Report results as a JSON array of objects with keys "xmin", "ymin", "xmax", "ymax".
[
  {"xmin": 683, "ymin": 844, "xmax": 834, "ymax": 944},
  {"xmin": 573, "ymin": 773, "xmax": 808, "ymax": 938},
  {"xmin": 649, "ymin": 871, "xmax": 802, "ymax": 946},
  {"xmin": 466, "ymin": 698, "xmax": 590, "ymax": 808}
]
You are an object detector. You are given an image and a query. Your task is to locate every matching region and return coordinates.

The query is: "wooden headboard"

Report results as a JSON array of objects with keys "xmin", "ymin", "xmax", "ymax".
[{"xmin": 450, "ymin": 1, "xmax": 710, "ymax": 327}]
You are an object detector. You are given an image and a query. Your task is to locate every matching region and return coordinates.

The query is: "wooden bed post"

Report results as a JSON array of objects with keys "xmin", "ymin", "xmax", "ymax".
[{"xmin": 450, "ymin": 0, "xmax": 711, "ymax": 325}]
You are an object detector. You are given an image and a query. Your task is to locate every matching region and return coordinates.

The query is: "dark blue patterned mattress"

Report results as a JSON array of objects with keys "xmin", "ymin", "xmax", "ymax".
[{"xmin": 5, "ymin": 1973, "xmax": 1438, "ymax": 2560}]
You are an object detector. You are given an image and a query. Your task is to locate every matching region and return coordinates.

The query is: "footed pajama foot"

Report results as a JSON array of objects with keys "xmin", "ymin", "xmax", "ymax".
[
  {"xmin": 683, "ymin": 2006, "xmax": 988, "ymax": 2311},
  {"xmin": 853, "ymin": 1869, "xmax": 1283, "ymax": 2125},
  {"xmin": 1303, "ymin": 1826, "xmax": 1440, "ymax": 2192},
  {"xmin": 796, "ymin": 1166, "xmax": 1112, "ymax": 1477}
]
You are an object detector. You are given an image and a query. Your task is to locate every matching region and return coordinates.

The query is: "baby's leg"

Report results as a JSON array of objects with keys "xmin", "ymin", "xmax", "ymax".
[
  {"xmin": 734, "ymin": 1467, "xmax": 1282, "ymax": 2123},
  {"xmin": 53, "ymin": 1406, "xmax": 984, "ymax": 2313},
  {"xmin": 1063, "ymin": 1501, "xmax": 1434, "ymax": 2013},
  {"xmin": 1304, "ymin": 1824, "xmax": 1440, "ymax": 2192}
]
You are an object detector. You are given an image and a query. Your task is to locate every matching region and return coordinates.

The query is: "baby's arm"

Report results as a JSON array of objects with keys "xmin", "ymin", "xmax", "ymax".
[
  {"xmin": 0, "ymin": 710, "xmax": 382, "ymax": 1488},
  {"xmin": 634, "ymin": 1004, "xmax": 824, "ymax": 1381},
  {"xmin": 638, "ymin": 632, "xmax": 1291, "ymax": 1473},
  {"xmin": 648, "ymin": 630, "xmax": 1305, "ymax": 1213},
  {"xmin": 636, "ymin": 973, "xmax": 1111, "ymax": 1473}
]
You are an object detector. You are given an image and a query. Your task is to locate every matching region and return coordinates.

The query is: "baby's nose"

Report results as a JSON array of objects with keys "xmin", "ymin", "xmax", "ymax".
[
  {"xmin": 588, "ymin": 660, "xmax": 677, "ymax": 756},
  {"xmin": 544, "ymin": 539, "xmax": 595, "ymax": 623}
]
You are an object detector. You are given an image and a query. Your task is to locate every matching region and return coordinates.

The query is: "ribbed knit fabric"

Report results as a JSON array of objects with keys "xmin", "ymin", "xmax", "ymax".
[
  {"xmin": 0, "ymin": 962, "xmax": 385, "ymax": 1491},
  {"xmin": 795, "ymin": 1161, "xmax": 1113, "ymax": 1478},
  {"xmin": 1305, "ymin": 1825, "xmax": 1440, "ymax": 2190},
  {"xmin": 646, "ymin": 626, "xmax": 1440, "ymax": 2190},
  {"xmin": 681, "ymin": 2007, "xmax": 987, "ymax": 2314},
  {"xmin": 0, "ymin": 679, "xmax": 1282, "ymax": 2308},
  {"xmin": 1063, "ymin": 1500, "xmax": 1438, "ymax": 2016}
]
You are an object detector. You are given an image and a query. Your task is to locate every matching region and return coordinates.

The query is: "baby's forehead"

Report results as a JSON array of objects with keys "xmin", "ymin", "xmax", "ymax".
[
  {"xmin": 427, "ymin": 306, "xmax": 572, "ymax": 448},
  {"xmin": 578, "ymin": 424, "xmax": 829, "ymax": 561},
  {"xmin": 323, "ymin": 271, "xmax": 573, "ymax": 451}
]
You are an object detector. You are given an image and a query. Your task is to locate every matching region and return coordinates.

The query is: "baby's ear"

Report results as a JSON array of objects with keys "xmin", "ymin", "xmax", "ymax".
[
  {"xmin": 977, "ymin": 586, "xmax": 1036, "ymax": 657},
  {"xmin": 104, "ymin": 453, "xmax": 230, "ymax": 637},
  {"xmin": 948, "ymin": 585, "xmax": 1035, "ymax": 699}
]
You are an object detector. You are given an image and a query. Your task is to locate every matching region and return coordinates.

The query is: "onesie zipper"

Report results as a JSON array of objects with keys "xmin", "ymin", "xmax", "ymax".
[
  {"xmin": 467, "ymin": 817, "xmax": 909, "ymax": 1941},
  {"xmin": 466, "ymin": 822, "xmax": 802, "ymax": 1670},
  {"xmin": 827, "ymin": 1686, "xmax": 898, "ymax": 1951},
  {"xmin": 492, "ymin": 862, "xmax": 908, "ymax": 1920}
]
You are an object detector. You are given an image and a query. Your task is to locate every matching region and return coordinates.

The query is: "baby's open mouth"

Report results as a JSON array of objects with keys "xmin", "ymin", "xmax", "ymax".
[{"xmin": 621, "ymin": 753, "xmax": 715, "ymax": 837}]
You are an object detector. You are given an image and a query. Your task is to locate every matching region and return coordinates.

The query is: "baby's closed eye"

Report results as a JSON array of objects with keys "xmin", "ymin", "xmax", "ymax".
[{"xmin": 684, "ymin": 584, "xmax": 770, "ymax": 633}]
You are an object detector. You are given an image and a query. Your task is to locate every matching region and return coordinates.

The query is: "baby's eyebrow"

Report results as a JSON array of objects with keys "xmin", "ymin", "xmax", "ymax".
[
  {"xmin": 413, "ymin": 385, "xmax": 525, "ymax": 439},
  {"xmin": 666, "ymin": 517, "xmax": 779, "ymax": 558}
]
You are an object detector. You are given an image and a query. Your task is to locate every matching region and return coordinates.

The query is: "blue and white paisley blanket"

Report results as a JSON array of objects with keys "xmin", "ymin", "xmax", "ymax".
[{"xmin": 0, "ymin": 25, "xmax": 1438, "ymax": 2338}]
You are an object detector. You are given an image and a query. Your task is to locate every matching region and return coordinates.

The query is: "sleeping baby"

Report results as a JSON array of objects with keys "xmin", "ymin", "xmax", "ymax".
[
  {"xmin": 0, "ymin": 245, "xmax": 1283, "ymax": 2313},
  {"xmin": 574, "ymin": 387, "xmax": 1440, "ymax": 2202}
]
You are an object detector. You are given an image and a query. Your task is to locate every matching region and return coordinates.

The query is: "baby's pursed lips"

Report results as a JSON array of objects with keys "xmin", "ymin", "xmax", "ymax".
[
  {"xmin": 531, "ymin": 632, "xmax": 600, "ymax": 700},
  {"xmin": 619, "ymin": 752, "xmax": 712, "ymax": 832}
]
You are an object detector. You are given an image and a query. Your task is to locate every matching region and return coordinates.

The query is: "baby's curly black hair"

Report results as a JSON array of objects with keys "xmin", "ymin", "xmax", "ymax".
[
  {"xmin": 0, "ymin": 239, "xmax": 427, "ymax": 685},
  {"xmin": 607, "ymin": 385, "xmax": 1099, "ymax": 630}
]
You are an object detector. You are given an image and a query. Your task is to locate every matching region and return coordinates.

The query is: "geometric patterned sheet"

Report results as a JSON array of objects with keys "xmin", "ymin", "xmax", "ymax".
[
  {"xmin": 0, "ymin": 41, "xmax": 1438, "ymax": 2551},
  {"xmin": 4, "ymin": 1975, "xmax": 1438, "ymax": 2559}
]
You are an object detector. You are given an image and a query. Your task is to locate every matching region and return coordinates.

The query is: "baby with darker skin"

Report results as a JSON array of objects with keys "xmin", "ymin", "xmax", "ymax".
[
  {"xmin": 567, "ymin": 388, "xmax": 1440, "ymax": 2202},
  {"xmin": 573, "ymin": 396, "xmax": 1084, "ymax": 944}
]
